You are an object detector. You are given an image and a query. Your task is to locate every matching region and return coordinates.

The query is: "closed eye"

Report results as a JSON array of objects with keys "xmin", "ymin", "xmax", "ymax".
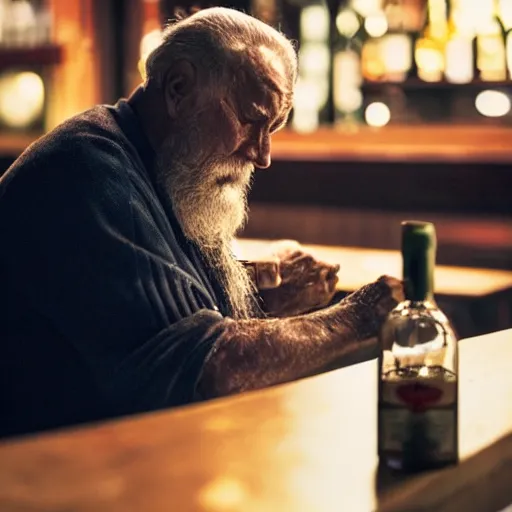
[{"xmin": 242, "ymin": 112, "xmax": 269, "ymax": 126}]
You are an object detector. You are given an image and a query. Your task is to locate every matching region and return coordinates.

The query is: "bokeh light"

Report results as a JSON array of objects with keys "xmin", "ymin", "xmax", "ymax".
[
  {"xmin": 365, "ymin": 102, "xmax": 391, "ymax": 127},
  {"xmin": 0, "ymin": 71, "xmax": 45, "ymax": 128},
  {"xmin": 364, "ymin": 12, "xmax": 388, "ymax": 37},
  {"xmin": 475, "ymin": 90, "xmax": 511, "ymax": 117},
  {"xmin": 301, "ymin": 5, "xmax": 329, "ymax": 41},
  {"xmin": 336, "ymin": 9, "xmax": 360, "ymax": 38}
]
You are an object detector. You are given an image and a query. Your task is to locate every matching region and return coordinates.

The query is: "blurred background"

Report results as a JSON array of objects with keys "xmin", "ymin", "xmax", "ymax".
[{"xmin": 0, "ymin": 0, "xmax": 510, "ymax": 335}]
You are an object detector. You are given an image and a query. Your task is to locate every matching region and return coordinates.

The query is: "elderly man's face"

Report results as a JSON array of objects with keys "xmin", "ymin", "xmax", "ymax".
[
  {"xmin": 156, "ymin": 46, "xmax": 292, "ymax": 248},
  {"xmin": 155, "ymin": 45, "xmax": 293, "ymax": 319}
]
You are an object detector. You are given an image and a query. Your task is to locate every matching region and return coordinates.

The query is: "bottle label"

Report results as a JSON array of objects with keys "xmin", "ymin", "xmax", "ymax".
[{"xmin": 379, "ymin": 377, "xmax": 457, "ymax": 465}]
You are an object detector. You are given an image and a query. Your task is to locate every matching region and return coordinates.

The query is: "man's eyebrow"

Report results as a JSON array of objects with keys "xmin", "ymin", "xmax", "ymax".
[{"xmin": 249, "ymin": 103, "xmax": 270, "ymax": 119}]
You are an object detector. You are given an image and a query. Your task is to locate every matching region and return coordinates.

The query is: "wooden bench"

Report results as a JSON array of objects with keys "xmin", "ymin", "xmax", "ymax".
[{"xmin": 234, "ymin": 238, "xmax": 512, "ymax": 337}]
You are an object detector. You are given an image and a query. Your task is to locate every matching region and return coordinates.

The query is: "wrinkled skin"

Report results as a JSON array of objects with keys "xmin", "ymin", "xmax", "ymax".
[{"xmin": 244, "ymin": 240, "xmax": 341, "ymax": 317}]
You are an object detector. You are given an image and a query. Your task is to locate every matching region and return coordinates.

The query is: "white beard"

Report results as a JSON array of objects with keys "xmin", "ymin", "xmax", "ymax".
[{"xmin": 156, "ymin": 145, "xmax": 257, "ymax": 319}]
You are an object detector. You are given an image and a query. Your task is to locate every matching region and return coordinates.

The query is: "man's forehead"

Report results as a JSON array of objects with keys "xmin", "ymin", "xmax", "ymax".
[
  {"xmin": 235, "ymin": 45, "xmax": 292, "ymax": 113},
  {"xmin": 258, "ymin": 45, "xmax": 286, "ymax": 82}
]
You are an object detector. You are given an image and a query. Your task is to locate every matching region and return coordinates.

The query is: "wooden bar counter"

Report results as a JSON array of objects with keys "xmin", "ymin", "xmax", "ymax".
[
  {"xmin": 0, "ymin": 329, "xmax": 511, "ymax": 512},
  {"xmin": 270, "ymin": 125, "xmax": 512, "ymax": 164},
  {"xmin": 235, "ymin": 238, "xmax": 512, "ymax": 337}
]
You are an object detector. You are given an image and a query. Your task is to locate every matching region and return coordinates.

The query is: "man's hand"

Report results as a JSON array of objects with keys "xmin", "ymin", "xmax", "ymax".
[
  {"xmin": 337, "ymin": 275, "xmax": 404, "ymax": 341},
  {"xmin": 244, "ymin": 240, "xmax": 340, "ymax": 317}
]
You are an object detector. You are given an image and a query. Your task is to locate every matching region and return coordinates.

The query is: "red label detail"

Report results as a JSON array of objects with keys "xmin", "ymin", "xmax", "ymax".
[{"xmin": 396, "ymin": 383, "xmax": 443, "ymax": 412}]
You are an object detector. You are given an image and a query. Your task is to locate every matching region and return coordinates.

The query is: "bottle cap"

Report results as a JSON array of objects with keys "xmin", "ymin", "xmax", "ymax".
[{"xmin": 401, "ymin": 220, "xmax": 436, "ymax": 251}]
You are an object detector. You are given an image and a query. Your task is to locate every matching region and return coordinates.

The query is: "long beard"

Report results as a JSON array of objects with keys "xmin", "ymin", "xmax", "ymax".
[{"xmin": 155, "ymin": 135, "xmax": 257, "ymax": 319}]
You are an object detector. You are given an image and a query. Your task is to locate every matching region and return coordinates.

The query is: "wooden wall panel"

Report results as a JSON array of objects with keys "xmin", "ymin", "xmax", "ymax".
[{"xmin": 46, "ymin": 0, "xmax": 102, "ymax": 128}]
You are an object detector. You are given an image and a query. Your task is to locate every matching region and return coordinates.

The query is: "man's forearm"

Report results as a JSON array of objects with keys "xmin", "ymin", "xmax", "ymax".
[{"xmin": 198, "ymin": 276, "xmax": 402, "ymax": 398}]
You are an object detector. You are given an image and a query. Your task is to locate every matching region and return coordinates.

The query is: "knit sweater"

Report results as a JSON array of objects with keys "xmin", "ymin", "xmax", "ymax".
[{"xmin": 0, "ymin": 97, "xmax": 233, "ymax": 438}]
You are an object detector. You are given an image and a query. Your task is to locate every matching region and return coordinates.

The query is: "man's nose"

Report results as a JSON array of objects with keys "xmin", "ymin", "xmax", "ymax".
[{"xmin": 245, "ymin": 132, "xmax": 271, "ymax": 169}]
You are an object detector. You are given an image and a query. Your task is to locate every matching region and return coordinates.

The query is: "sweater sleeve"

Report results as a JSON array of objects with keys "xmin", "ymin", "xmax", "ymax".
[{"xmin": 0, "ymin": 132, "xmax": 228, "ymax": 412}]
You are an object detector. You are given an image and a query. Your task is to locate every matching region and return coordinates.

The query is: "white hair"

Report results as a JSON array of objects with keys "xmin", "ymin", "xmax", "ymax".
[{"xmin": 144, "ymin": 7, "xmax": 297, "ymax": 95}]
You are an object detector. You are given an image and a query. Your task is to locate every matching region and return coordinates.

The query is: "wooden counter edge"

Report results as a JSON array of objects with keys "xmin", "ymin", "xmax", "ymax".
[{"xmin": 271, "ymin": 126, "xmax": 512, "ymax": 163}]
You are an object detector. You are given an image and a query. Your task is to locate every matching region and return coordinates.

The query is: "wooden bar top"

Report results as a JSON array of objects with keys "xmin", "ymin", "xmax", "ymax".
[
  {"xmin": 271, "ymin": 126, "xmax": 512, "ymax": 164},
  {"xmin": 0, "ymin": 329, "xmax": 511, "ymax": 512},
  {"xmin": 233, "ymin": 238, "xmax": 512, "ymax": 298}
]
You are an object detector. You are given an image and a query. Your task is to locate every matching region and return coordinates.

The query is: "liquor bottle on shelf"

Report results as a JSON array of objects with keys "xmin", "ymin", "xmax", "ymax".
[
  {"xmin": 290, "ymin": 0, "xmax": 331, "ymax": 132},
  {"xmin": 361, "ymin": 1, "xmax": 418, "ymax": 83},
  {"xmin": 475, "ymin": 0, "xmax": 507, "ymax": 81},
  {"xmin": 415, "ymin": 0, "xmax": 448, "ymax": 82},
  {"xmin": 444, "ymin": 0, "xmax": 474, "ymax": 83},
  {"xmin": 499, "ymin": 0, "xmax": 512, "ymax": 78},
  {"xmin": 507, "ymin": 30, "xmax": 512, "ymax": 79},
  {"xmin": 499, "ymin": 0, "xmax": 512, "ymax": 30},
  {"xmin": 380, "ymin": 32, "xmax": 413, "ymax": 82},
  {"xmin": 1, "ymin": 0, "xmax": 36, "ymax": 47},
  {"xmin": 360, "ymin": 4, "xmax": 387, "ymax": 82},
  {"xmin": 331, "ymin": 1, "xmax": 364, "ymax": 126},
  {"xmin": 378, "ymin": 221, "xmax": 459, "ymax": 473}
]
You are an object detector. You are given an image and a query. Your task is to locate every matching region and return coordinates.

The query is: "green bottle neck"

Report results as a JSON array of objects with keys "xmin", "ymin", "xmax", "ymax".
[{"xmin": 402, "ymin": 245, "xmax": 435, "ymax": 302}]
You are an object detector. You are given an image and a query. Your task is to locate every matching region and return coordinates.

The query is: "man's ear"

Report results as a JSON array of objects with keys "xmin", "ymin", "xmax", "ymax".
[{"xmin": 163, "ymin": 60, "xmax": 197, "ymax": 119}]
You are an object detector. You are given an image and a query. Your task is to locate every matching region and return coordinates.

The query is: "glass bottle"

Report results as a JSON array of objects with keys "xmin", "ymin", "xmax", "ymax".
[
  {"xmin": 444, "ymin": 0, "xmax": 474, "ymax": 84},
  {"xmin": 475, "ymin": 0, "xmax": 507, "ymax": 82},
  {"xmin": 415, "ymin": 0, "xmax": 448, "ymax": 82},
  {"xmin": 291, "ymin": 0, "xmax": 331, "ymax": 132},
  {"xmin": 331, "ymin": 2, "xmax": 363, "ymax": 126},
  {"xmin": 378, "ymin": 220, "xmax": 459, "ymax": 473}
]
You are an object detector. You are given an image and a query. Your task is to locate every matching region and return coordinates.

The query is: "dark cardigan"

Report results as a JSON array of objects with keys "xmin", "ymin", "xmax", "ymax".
[{"xmin": 0, "ymin": 97, "xmax": 232, "ymax": 438}]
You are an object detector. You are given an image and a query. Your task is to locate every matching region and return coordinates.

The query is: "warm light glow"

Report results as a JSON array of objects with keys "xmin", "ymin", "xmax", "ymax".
[
  {"xmin": 294, "ymin": 76, "xmax": 329, "ymax": 111},
  {"xmin": 292, "ymin": 77, "xmax": 329, "ymax": 133},
  {"xmin": 451, "ymin": 6, "xmax": 476, "ymax": 37},
  {"xmin": 198, "ymin": 476, "xmax": 248, "ymax": 510},
  {"xmin": 336, "ymin": 8, "xmax": 360, "ymax": 38},
  {"xmin": 0, "ymin": 71, "xmax": 44, "ymax": 128},
  {"xmin": 138, "ymin": 29, "xmax": 163, "ymax": 80},
  {"xmin": 472, "ymin": 0, "xmax": 495, "ymax": 34},
  {"xmin": 499, "ymin": 0, "xmax": 512, "ymax": 30},
  {"xmin": 427, "ymin": 0, "xmax": 449, "ymax": 40},
  {"xmin": 364, "ymin": 12, "xmax": 388, "ymax": 38},
  {"xmin": 382, "ymin": 34, "xmax": 412, "ymax": 81},
  {"xmin": 445, "ymin": 37, "xmax": 474, "ymax": 84},
  {"xmin": 335, "ymin": 86, "xmax": 363, "ymax": 114},
  {"xmin": 361, "ymin": 39, "xmax": 385, "ymax": 80},
  {"xmin": 7, "ymin": 0, "xmax": 36, "ymax": 42},
  {"xmin": 301, "ymin": 5, "xmax": 329, "ymax": 41},
  {"xmin": 365, "ymin": 102, "xmax": 391, "ymax": 127},
  {"xmin": 475, "ymin": 90, "xmax": 511, "ymax": 117},
  {"xmin": 507, "ymin": 32, "xmax": 512, "ymax": 76},
  {"xmin": 418, "ymin": 366, "xmax": 430, "ymax": 377},
  {"xmin": 140, "ymin": 28, "xmax": 162, "ymax": 59},
  {"xmin": 351, "ymin": 0, "xmax": 381, "ymax": 17},
  {"xmin": 477, "ymin": 22, "xmax": 507, "ymax": 82},
  {"xmin": 299, "ymin": 42, "xmax": 330, "ymax": 76},
  {"xmin": 333, "ymin": 50, "xmax": 363, "ymax": 113},
  {"xmin": 333, "ymin": 50, "xmax": 362, "ymax": 87},
  {"xmin": 415, "ymin": 38, "xmax": 444, "ymax": 82}
]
